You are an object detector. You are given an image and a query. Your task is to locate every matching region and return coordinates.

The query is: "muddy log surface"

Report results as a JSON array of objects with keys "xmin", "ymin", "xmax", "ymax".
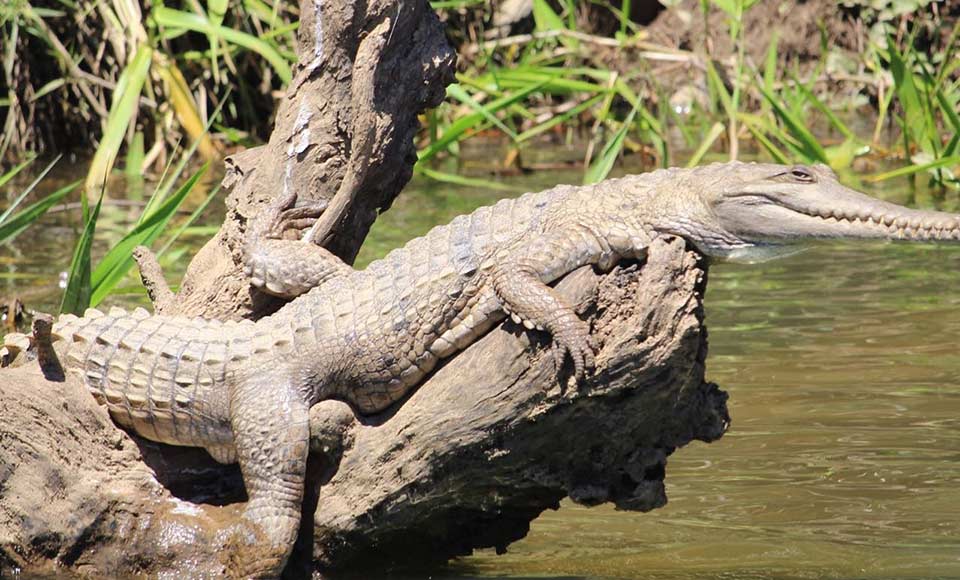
[{"xmin": 0, "ymin": 237, "xmax": 728, "ymax": 577}]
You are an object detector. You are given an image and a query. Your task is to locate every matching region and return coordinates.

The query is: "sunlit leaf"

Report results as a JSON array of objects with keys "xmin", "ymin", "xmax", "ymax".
[
  {"xmin": 60, "ymin": 192, "xmax": 104, "ymax": 315},
  {"xmin": 583, "ymin": 106, "xmax": 637, "ymax": 184},
  {"xmin": 0, "ymin": 180, "xmax": 79, "ymax": 243},
  {"xmin": 89, "ymin": 163, "xmax": 209, "ymax": 306}
]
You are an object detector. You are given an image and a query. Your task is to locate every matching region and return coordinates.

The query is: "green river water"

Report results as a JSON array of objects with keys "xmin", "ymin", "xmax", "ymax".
[{"xmin": 1, "ymin": 159, "xmax": 959, "ymax": 579}]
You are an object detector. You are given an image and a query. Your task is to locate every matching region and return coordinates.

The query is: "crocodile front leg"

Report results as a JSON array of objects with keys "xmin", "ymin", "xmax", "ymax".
[
  {"xmin": 244, "ymin": 190, "xmax": 353, "ymax": 299},
  {"xmin": 490, "ymin": 226, "xmax": 616, "ymax": 380},
  {"xmin": 227, "ymin": 367, "xmax": 310, "ymax": 577}
]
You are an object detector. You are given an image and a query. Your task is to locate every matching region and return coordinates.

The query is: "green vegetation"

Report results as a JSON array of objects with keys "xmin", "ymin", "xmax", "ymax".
[
  {"xmin": 0, "ymin": 156, "xmax": 79, "ymax": 243},
  {"xmin": 423, "ymin": 0, "xmax": 958, "ymax": 185},
  {"xmin": 2, "ymin": 0, "xmax": 957, "ymax": 186},
  {"xmin": 2, "ymin": 0, "xmax": 297, "ymax": 183}
]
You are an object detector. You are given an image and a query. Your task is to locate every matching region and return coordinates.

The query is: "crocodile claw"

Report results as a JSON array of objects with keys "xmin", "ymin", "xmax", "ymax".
[
  {"xmin": 264, "ymin": 191, "xmax": 329, "ymax": 240},
  {"xmin": 549, "ymin": 315, "xmax": 596, "ymax": 382},
  {"xmin": 278, "ymin": 199, "xmax": 329, "ymax": 234},
  {"xmin": 217, "ymin": 518, "xmax": 288, "ymax": 579}
]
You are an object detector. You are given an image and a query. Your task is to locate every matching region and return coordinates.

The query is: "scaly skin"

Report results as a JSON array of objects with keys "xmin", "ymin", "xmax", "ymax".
[{"xmin": 4, "ymin": 162, "xmax": 960, "ymax": 577}]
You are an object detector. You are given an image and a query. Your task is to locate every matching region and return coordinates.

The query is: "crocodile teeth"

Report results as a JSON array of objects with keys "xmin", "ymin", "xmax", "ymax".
[
  {"xmin": 510, "ymin": 313, "xmax": 522, "ymax": 324},
  {"xmin": 522, "ymin": 319, "xmax": 535, "ymax": 330}
]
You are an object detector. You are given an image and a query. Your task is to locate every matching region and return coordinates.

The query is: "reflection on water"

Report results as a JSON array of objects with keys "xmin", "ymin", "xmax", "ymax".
[{"xmin": 2, "ymin": 161, "xmax": 959, "ymax": 579}]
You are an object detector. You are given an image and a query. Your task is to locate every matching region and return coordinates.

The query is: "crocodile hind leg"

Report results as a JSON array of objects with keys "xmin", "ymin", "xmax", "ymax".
[
  {"xmin": 226, "ymin": 368, "xmax": 310, "ymax": 578},
  {"xmin": 244, "ymin": 189, "xmax": 353, "ymax": 299}
]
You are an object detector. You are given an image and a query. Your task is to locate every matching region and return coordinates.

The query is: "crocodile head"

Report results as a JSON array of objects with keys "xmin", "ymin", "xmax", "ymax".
[{"xmin": 662, "ymin": 162, "xmax": 960, "ymax": 260}]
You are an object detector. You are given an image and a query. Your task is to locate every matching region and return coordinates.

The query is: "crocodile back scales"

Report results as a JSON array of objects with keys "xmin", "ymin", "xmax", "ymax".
[{"xmin": 44, "ymin": 184, "xmax": 575, "ymax": 444}]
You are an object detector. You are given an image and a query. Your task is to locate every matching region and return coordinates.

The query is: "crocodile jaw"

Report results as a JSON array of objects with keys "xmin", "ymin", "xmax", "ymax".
[{"xmin": 706, "ymin": 167, "xmax": 960, "ymax": 250}]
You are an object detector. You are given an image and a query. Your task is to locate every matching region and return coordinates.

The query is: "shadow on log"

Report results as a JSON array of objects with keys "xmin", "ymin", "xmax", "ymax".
[{"xmin": 0, "ymin": 238, "xmax": 728, "ymax": 576}]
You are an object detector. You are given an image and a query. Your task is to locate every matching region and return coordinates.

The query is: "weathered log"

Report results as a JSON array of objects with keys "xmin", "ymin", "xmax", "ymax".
[{"xmin": 0, "ymin": 237, "xmax": 728, "ymax": 577}]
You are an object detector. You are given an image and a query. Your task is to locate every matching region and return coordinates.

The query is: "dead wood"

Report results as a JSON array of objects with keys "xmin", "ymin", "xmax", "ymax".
[{"xmin": 308, "ymin": 238, "xmax": 728, "ymax": 570}]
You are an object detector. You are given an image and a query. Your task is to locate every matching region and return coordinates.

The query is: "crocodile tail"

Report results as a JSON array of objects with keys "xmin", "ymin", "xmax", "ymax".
[{"xmin": 50, "ymin": 308, "xmax": 257, "ymax": 439}]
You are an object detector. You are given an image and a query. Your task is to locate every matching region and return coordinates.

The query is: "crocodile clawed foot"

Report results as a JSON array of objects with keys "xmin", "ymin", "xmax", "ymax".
[
  {"xmin": 270, "ymin": 198, "xmax": 330, "ymax": 241},
  {"xmin": 548, "ymin": 316, "xmax": 597, "ymax": 384},
  {"xmin": 217, "ymin": 519, "xmax": 286, "ymax": 579}
]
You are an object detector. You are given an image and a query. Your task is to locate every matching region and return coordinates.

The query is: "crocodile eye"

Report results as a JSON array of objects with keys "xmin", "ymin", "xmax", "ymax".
[{"xmin": 788, "ymin": 166, "xmax": 816, "ymax": 183}]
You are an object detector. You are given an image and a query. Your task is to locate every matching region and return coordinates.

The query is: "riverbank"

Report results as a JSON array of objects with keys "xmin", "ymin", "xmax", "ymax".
[{"xmin": 3, "ymin": 1, "xmax": 957, "ymax": 190}]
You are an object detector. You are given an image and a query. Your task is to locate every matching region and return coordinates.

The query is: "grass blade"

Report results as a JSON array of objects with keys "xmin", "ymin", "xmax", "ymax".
[
  {"xmin": 152, "ymin": 7, "xmax": 292, "ymax": 82},
  {"xmin": 864, "ymin": 156, "xmax": 960, "ymax": 182},
  {"xmin": 517, "ymin": 94, "xmax": 604, "ymax": 142},
  {"xmin": 583, "ymin": 106, "xmax": 637, "ymax": 185},
  {"xmin": 60, "ymin": 191, "xmax": 104, "ymax": 315},
  {"xmin": 792, "ymin": 80, "xmax": 855, "ymax": 141},
  {"xmin": 0, "ymin": 156, "xmax": 35, "ymax": 192},
  {"xmin": 155, "ymin": 58, "xmax": 220, "ymax": 160},
  {"xmin": 763, "ymin": 31, "xmax": 779, "ymax": 96},
  {"xmin": 0, "ymin": 180, "xmax": 79, "ymax": 243},
  {"xmin": 418, "ymin": 81, "xmax": 549, "ymax": 163},
  {"xmin": 887, "ymin": 35, "xmax": 937, "ymax": 156},
  {"xmin": 756, "ymin": 84, "xmax": 829, "ymax": 164},
  {"xmin": 685, "ymin": 122, "xmax": 725, "ymax": 167},
  {"xmin": 705, "ymin": 61, "xmax": 734, "ymax": 121},
  {"xmin": 446, "ymin": 84, "xmax": 518, "ymax": 141},
  {"xmin": 936, "ymin": 90, "xmax": 960, "ymax": 134},
  {"xmin": 416, "ymin": 166, "xmax": 523, "ymax": 191},
  {"xmin": 85, "ymin": 45, "xmax": 153, "ymax": 194},
  {"xmin": 157, "ymin": 182, "xmax": 222, "ymax": 256},
  {"xmin": 90, "ymin": 163, "xmax": 209, "ymax": 306},
  {"xmin": 0, "ymin": 154, "xmax": 60, "ymax": 226},
  {"xmin": 142, "ymin": 90, "xmax": 228, "ymax": 220},
  {"xmin": 739, "ymin": 113, "xmax": 791, "ymax": 163}
]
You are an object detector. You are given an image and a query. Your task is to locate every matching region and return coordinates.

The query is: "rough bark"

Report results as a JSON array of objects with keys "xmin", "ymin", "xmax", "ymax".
[
  {"xmin": 0, "ymin": 238, "xmax": 728, "ymax": 577},
  {"xmin": 167, "ymin": 0, "xmax": 455, "ymax": 320}
]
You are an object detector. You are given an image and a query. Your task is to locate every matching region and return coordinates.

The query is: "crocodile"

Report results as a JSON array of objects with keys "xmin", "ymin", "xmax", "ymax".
[{"xmin": 3, "ymin": 162, "xmax": 960, "ymax": 577}]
